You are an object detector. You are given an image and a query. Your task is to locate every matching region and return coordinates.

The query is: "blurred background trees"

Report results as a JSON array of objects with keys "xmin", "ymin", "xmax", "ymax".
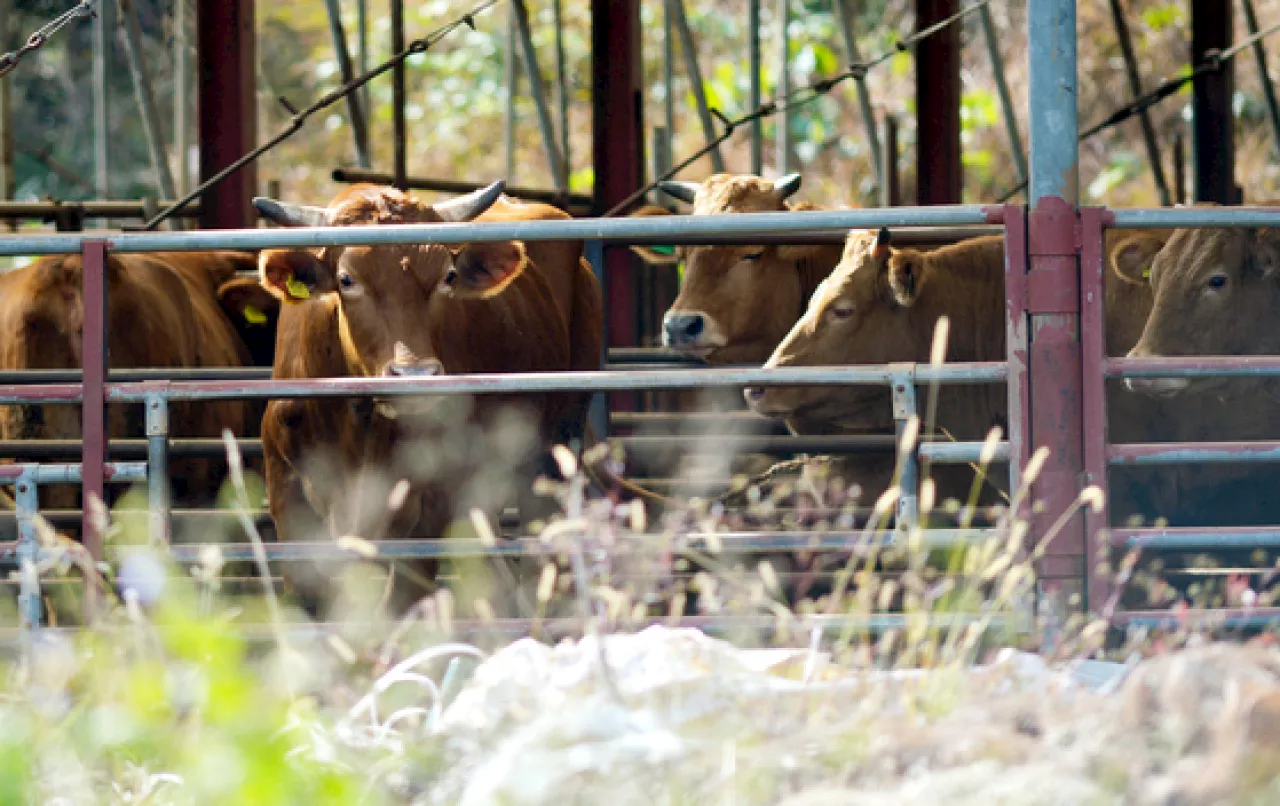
[{"xmin": 2, "ymin": 0, "xmax": 1280, "ymax": 214}]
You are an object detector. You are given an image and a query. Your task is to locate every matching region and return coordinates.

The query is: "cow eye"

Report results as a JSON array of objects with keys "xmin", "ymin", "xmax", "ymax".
[
  {"xmin": 443, "ymin": 268, "xmax": 458, "ymax": 287},
  {"xmin": 830, "ymin": 302, "xmax": 855, "ymax": 320},
  {"xmin": 337, "ymin": 269, "xmax": 357, "ymax": 290},
  {"xmin": 743, "ymin": 251, "xmax": 764, "ymax": 261},
  {"xmin": 1207, "ymin": 274, "xmax": 1228, "ymax": 290}
]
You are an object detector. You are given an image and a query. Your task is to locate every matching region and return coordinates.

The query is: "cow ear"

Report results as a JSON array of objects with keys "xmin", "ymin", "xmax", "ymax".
[
  {"xmin": 1109, "ymin": 235, "xmax": 1164, "ymax": 285},
  {"xmin": 886, "ymin": 249, "xmax": 927, "ymax": 306},
  {"xmin": 626, "ymin": 205, "xmax": 681, "ymax": 265},
  {"xmin": 1253, "ymin": 229, "xmax": 1280, "ymax": 278},
  {"xmin": 217, "ymin": 277, "xmax": 281, "ymax": 327},
  {"xmin": 443, "ymin": 241, "xmax": 528, "ymax": 299},
  {"xmin": 259, "ymin": 248, "xmax": 334, "ymax": 302}
]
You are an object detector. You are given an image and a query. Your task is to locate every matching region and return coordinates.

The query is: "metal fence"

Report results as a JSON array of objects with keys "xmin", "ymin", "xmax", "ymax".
[
  {"xmin": 5, "ymin": 0, "xmax": 1280, "ymax": 641},
  {"xmin": 0, "ymin": 205, "xmax": 1013, "ymax": 631},
  {"xmin": 4, "ymin": 200, "xmax": 1280, "ymax": 634}
]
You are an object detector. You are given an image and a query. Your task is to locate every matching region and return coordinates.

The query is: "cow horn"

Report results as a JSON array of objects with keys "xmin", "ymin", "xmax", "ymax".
[
  {"xmin": 434, "ymin": 180, "xmax": 506, "ymax": 223},
  {"xmin": 657, "ymin": 180, "xmax": 700, "ymax": 205},
  {"xmin": 773, "ymin": 172, "xmax": 803, "ymax": 200},
  {"xmin": 252, "ymin": 197, "xmax": 329, "ymax": 228}
]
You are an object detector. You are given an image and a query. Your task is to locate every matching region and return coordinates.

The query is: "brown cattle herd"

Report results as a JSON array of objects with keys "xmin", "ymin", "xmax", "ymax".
[{"xmin": 1, "ymin": 173, "xmax": 1277, "ymax": 614}]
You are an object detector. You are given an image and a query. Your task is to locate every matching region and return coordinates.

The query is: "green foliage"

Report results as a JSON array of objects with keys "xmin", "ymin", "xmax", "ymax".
[{"xmin": 1140, "ymin": 3, "xmax": 1184, "ymax": 32}]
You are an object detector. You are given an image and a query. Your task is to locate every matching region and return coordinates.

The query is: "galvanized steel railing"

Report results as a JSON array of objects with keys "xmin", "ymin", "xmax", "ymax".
[{"xmin": 0, "ymin": 206, "xmax": 1015, "ymax": 633}]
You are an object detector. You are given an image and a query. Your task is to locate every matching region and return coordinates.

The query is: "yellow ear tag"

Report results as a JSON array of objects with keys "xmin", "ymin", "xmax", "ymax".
[
  {"xmin": 285, "ymin": 278, "xmax": 311, "ymax": 300},
  {"xmin": 243, "ymin": 304, "xmax": 268, "ymax": 325},
  {"xmin": 1142, "ymin": 266, "xmax": 1152, "ymax": 279}
]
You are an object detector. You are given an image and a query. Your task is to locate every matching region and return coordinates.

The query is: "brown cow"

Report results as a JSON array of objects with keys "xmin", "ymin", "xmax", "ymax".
[
  {"xmin": 1123, "ymin": 213, "xmax": 1280, "ymax": 528},
  {"xmin": 645, "ymin": 173, "xmax": 845, "ymax": 366},
  {"xmin": 0, "ymin": 250, "xmax": 276, "ymax": 523},
  {"xmin": 619, "ymin": 174, "xmax": 848, "ymax": 488},
  {"xmin": 252, "ymin": 181, "xmax": 603, "ymax": 616},
  {"xmin": 744, "ymin": 228, "xmax": 1181, "ymax": 524}
]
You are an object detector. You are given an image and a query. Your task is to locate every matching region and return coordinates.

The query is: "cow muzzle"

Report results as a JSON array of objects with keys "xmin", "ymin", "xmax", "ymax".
[
  {"xmin": 1123, "ymin": 345, "xmax": 1190, "ymax": 397},
  {"xmin": 662, "ymin": 310, "xmax": 724, "ymax": 355},
  {"xmin": 381, "ymin": 342, "xmax": 444, "ymax": 379},
  {"xmin": 375, "ymin": 344, "xmax": 445, "ymax": 419},
  {"xmin": 1124, "ymin": 376, "xmax": 1191, "ymax": 397}
]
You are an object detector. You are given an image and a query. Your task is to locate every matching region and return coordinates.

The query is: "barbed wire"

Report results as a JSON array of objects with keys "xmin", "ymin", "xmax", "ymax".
[
  {"xmin": 142, "ymin": 0, "xmax": 500, "ymax": 231},
  {"xmin": 0, "ymin": 0, "xmax": 96, "ymax": 80},
  {"xmin": 603, "ymin": 0, "xmax": 993, "ymax": 218},
  {"xmin": 996, "ymin": 15, "xmax": 1280, "ymax": 204}
]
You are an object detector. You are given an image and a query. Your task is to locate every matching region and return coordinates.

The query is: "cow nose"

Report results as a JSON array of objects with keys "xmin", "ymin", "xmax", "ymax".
[
  {"xmin": 663, "ymin": 312, "xmax": 705, "ymax": 346},
  {"xmin": 384, "ymin": 342, "xmax": 443, "ymax": 377}
]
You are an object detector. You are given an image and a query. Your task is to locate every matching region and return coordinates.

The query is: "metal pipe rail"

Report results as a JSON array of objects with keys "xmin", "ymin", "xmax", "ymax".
[
  {"xmin": 0, "ymin": 613, "xmax": 1026, "ymax": 645},
  {"xmin": 1107, "ymin": 355, "xmax": 1280, "ymax": 379},
  {"xmin": 1110, "ymin": 207, "xmax": 1280, "ymax": 228},
  {"xmin": 0, "ymin": 205, "xmax": 1004, "ymax": 256},
  {"xmin": 610, "ymin": 225, "xmax": 1005, "ymax": 247},
  {"xmin": 0, "ymin": 201, "xmax": 202, "ymax": 220},
  {"xmin": 0, "ymin": 350, "xmax": 705, "ymax": 385},
  {"xmin": 0, "ymin": 435, "xmax": 1011, "ymax": 463},
  {"xmin": 100, "ymin": 528, "xmax": 994, "ymax": 564},
  {"xmin": 1110, "ymin": 526, "xmax": 1280, "ymax": 550},
  {"xmin": 0, "ymin": 363, "xmax": 1009, "ymax": 405}
]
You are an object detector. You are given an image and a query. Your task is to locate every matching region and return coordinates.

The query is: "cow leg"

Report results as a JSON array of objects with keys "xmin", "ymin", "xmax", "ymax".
[{"xmin": 262, "ymin": 427, "xmax": 336, "ymax": 620}]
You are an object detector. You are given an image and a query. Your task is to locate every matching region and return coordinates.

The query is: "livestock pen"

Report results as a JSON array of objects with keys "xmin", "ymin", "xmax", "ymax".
[{"xmin": 3, "ymin": 0, "xmax": 1280, "ymax": 643}]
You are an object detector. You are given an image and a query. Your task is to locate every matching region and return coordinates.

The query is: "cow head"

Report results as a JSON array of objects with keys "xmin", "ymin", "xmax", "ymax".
[
  {"xmin": 639, "ymin": 173, "xmax": 833, "ymax": 364},
  {"xmin": 254, "ymin": 181, "xmax": 522, "ymax": 384},
  {"xmin": 744, "ymin": 228, "xmax": 1005, "ymax": 435},
  {"xmin": 744, "ymin": 227, "xmax": 921, "ymax": 431},
  {"xmin": 1126, "ymin": 216, "xmax": 1280, "ymax": 397}
]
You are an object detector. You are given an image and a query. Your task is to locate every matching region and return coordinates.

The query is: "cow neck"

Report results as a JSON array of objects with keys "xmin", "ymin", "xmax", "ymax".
[{"xmin": 795, "ymin": 251, "xmax": 836, "ymax": 324}]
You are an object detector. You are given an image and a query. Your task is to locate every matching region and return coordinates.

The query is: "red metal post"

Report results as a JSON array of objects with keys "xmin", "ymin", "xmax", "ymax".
[
  {"xmin": 592, "ymin": 0, "xmax": 643, "ymax": 411},
  {"xmin": 81, "ymin": 240, "xmax": 109, "ymax": 562},
  {"xmin": 915, "ymin": 0, "xmax": 962, "ymax": 205},
  {"xmin": 196, "ymin": 0, "xmax": 257, "ymax": 230},
  {"xmin": 1027, "ymin": 198, "xmax": 1086, "ymax": 604},
  {"xmin": 1079, "ymin": 207, "xmax": 1111, "ymax": 613},
  {"xmin": 391, "ymin": 0, "xmax": 408, "ymax": 191},
  {"xmin": 1190, "ymin": 0, "xmax": 1237, "ymax": 204},
  {"xmin": 1002, "ymin": 204, "xmax": 1031, "ymax": 495}
]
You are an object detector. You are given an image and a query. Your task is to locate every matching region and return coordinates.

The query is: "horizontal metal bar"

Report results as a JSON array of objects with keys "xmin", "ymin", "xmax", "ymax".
[
  {"xmin": 1111, "ymin": 207, "xmax": 1280, "ymax": 229},
  {"xmin": 1107, "ymin": 356, "xmax": 1280, "ymax": 379},
  {"xmin": 612, "ymin": 411, "xmax": 782, "ymax": 428},
  {"xmin": 0, "ymin": 506, "xmax": 1004, "ymax": 528},
  {"xmin": 1109, "ymin": 526, "xmax": 1280, "ymax": 549},
  {"xmin": 0, "ymin": 612, "xmax": 1026, "ymax": 645},
  {"xmin": 1112, "ymin": 608, "xmax": 1280, "ymax": 629},
  {"xmin": 609, "ymin": 225, "xmax": 1005, "ymax": 247},
  {"xmin": 0, "ymin": 201, "xmax": 203, "ymax": 220},
  {"xmin": 0, "ymin": 350, "xmax": 704, "ymax": 385},
  {"xmin": 110, "ymin": 364, "xmax": 1011, "ymax": 402},
  {"xmin": 918, "ymin": 441, "xmax": 1011, "ymax": 463},
  {"xmin": 0, "ymin": 434, "xmax": 961, "ymax": 460},
  {"xmin": 1109, "ymin": 441, "xmax": 1280, "ymax": 465},
  {"xmin": 0, "ymin": 207, "xmax": 1004, "ymax": 256},
  {"xmin": 0, "ymin": 364, "xmax": 1008, "ymax": 405},
  {"xmin": 0, "ymin": 439, "xmax": 262, "ymax": 460},
  {"xmin": 0, "ymin": 368, "xmax": 274, "ymax": 384},
  {"xmin": 0, "ymin": 462, "xmax": 147, "ymax": 484},
  {"xmin": 330, "ymin": 168, "xmax": 594, "ymax": 208},
  {"xmin": 113, "ymin": 528, "xmax": 994, "ymax": 564}
]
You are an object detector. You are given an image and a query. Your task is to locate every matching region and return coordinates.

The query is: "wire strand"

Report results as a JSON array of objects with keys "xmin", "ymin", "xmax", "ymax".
[
  {"xmin": 604, "ymin": 0, "xmax": 994, "ymax": 217},
  {"xmin": 0, "ymin": 1, "xmax": 96, "ymax": 79},
  {"xmin": 997, "ymin": 14, "xmax": 1280, "ymax": 204},
  {"xmin": 141, "ymin": 0, "xmax": 500, "ymax": 231}
]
